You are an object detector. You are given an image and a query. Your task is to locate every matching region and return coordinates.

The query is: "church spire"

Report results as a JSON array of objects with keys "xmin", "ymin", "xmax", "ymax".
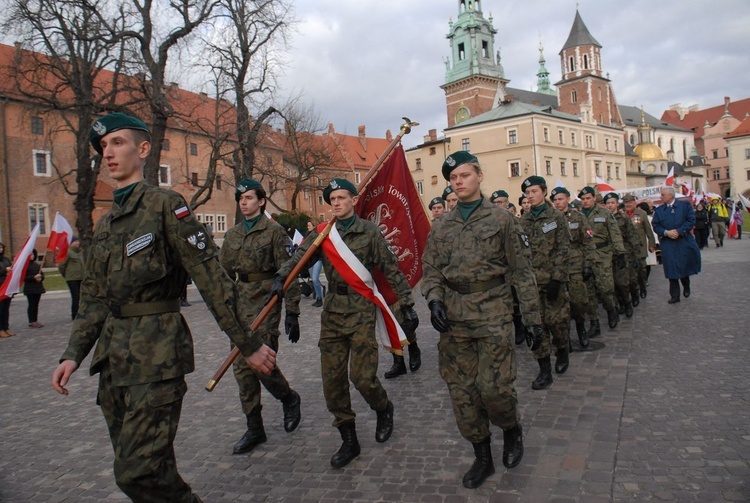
[{"xmin": 536, "ymin": 39, "xmax": 556, "ymax": 96}]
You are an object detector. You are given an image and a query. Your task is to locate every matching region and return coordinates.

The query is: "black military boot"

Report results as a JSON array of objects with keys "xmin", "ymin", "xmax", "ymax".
[
  {"xmin": 375, "ymin": 401, "xmax": 394, "ymax": 443},
  {"xmin": 624, "ymin": 302, "xmax": 634, "ymax": 318},
  {"xmin": 502, "ymin": 423, "xmax": 524, "ymax": 469},
  {"xmin": 513, "ymin": 315, "xmax": 526, "ymax": 345},
  {"xmin": 554, "ymin": 348, "xmax": 569, "ymax": 374},
  {"xmin": 607, "ymin": 309, "xmax": 619, "ymax": 329},
  {"xmin": 330, "ymin": 422, "xmax": 361, "ymax": 468},
  {"xmin": 408, "ymin": 343, "xmax": 422, "ymax": 372},
  {"xmin": 462, "ymin": 438, "xmax": 495, "ymax": 489},
  {"xmin": 281, "ymin": 390, "xmax": 301, "ymax": 432},
  {"xmin": 576, "ymin": 320, "xmax": 589, "ymax": 348},
  {"xmin": 631, "ymin": 289, "xmax": 640, "ymax": 307},
  {"xmin": 233, "ymin": 408, "xmax": 267, "ymax": 454},
  {"xmin": 586, "ymin": 319, "xmax": 601, "ymax": 338},
  {"xmin": 384, "ymin": 354, "xmax": 407, "ymax": 379},
  {"xmin": 531, "ymin": 356, "xmax": 553, "ymax": 390},
  {"xmin": 617, "ymin": 303, "xmax": 625, "ymax": 315}
]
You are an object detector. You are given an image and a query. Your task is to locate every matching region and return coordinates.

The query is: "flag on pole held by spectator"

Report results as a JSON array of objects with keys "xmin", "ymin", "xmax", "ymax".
[
  {"xmin": 727, "ymin": 202, "xmax": 738, "ymax": 238},
  {"xmin": 0, "ymin": 223, "xmax": 41, "ymax": 300},
  {"xmin": 595, "ymin": 176, "xmax": 615, "ymax": 193},
  {"xmin": 665, "ymin": 166, "xmax": 675, "ymax": 186},
  {"xmin": 739, "ymin": 193, "xmax": 750, "ymax": 215},
  {"xmin": 47, "ymin": 212, "xmax": 74, "ymax": 262}
]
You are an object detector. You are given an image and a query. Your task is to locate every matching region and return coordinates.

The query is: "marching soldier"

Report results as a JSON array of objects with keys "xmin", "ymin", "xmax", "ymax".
[
  {"xmin": 51, "ymin": 113, "xmax": 276, "ymax": 503},
  {"xmin": 623, "ymin": 193, "xmax": 655, "ymax": 299},
  {"xmin": 519, "ymin": 194, "xmax": 531, "ymax": 215},
  {"xmin": 443, "ymin": 185, "xmax": 459, "ymax": 212},
  {"xmin": 273, "ymin": 178, "xmax": 418, "ymax": 469},
  {"xmin": 219, "ymin": 178, "xmax": 302, "ymax": 454},
  {"xmin": 490, "ymin": 189, "xmax": 510, "ymax": 209},
  {"xmin": 579, "ymin": 186, "xmax": 625, "ymax": 334},
  {"xmin": 422, "ymin": 151, "xmax": 543, "ymax": 489},
  {"xmin": 551, "ymin": 186, "xmax": 594, "ymax": 348},
  {"xmin": 603, "ymin": 193, "xmax": 638, "ymax": 317},
  {"xmin": 520, "ymin": 177, "xmax": 571, "ymax": 388},
  {"xmin": 428, "ymin": 196, "xmax": 446, "ymax": 220}
]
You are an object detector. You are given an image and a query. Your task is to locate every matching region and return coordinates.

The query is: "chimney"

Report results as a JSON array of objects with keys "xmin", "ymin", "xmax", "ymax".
[
  {"xmin": 386, "ymin": 130, "xmax": 393, "ymax": 142},
  {"xmin": 328, "ymin": 123, "xmax": 335, "ymax": 135},
  {"xmin": 358, "ymin": 125, "xmax": 366, "ymax": 150},
  {"xmin": 429, "ymin": 129, "xmax": 437, "ymax": 141}
]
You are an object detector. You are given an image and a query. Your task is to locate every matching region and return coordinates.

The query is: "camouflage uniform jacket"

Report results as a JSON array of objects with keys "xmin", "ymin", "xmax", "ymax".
[
  {"xmin": 520, "ymin": 204, "xmax": 570, "ymax": 286},
  {"xmin": 422, "ymin": 199, "xmax": 542, "ymax": 330},
  {"xmin": 220, "ymin": 215, "xmax": 300, "ymax": 325},
  {"xmin": 60, "ymin": 182, "xmax": 261, "ymax": 386},
  {"xmin": 614, "ymin": 211, "xmax": 641, "ymax": 262},
  {"xmin": 277, "ymin": 215, "xmax": 414, "ymax": 315},
  {"xmin": 563, "ymin": 209, "xmax": 596, "ymax": 275},
  {"xmin": 626, "ymin": 207, "xmax": 655, "ymax": 259},
  {"xmin": 581, "ymin": 206, "xmax": 626, "ymax": 261}
]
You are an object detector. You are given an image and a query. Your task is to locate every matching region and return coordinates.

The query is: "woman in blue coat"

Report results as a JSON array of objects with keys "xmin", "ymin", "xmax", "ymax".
[{"xmin": 652, "ymin": 186, "xmax": 701, "ymax": 303}]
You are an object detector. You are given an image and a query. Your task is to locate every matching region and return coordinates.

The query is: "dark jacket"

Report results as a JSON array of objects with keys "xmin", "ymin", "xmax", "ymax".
[
  {"xmin": 23, "ymin": 261, "xmax": 46, "ymax": 295},
  {"xmin": 652, "ymin": 200, "xmax": 701, "ymax": 279},
  {"xmin": 694, "ymin": 208, "xmax": 710, "ymax": 230}
]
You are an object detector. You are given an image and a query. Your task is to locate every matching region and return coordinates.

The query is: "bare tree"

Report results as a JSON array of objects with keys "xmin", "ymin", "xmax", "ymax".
[{"xmin": 2, "ymin": 0, "xmax": 129, "ymax": 245}]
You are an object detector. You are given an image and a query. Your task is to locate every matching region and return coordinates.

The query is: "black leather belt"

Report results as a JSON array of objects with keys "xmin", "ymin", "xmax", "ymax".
[
  {"xmin": 595, "ymin": 242, "xmax": 610, "ymax": 249},
  {"xmin": 237, "ymin": 272, "xmax": 275, "ymax": 283},
  {"xmin": 445, "ymin": 276, "xmax": 505, "ymax": 294},
  {"xmin": 331, "ymin": 284, "xmax": 356, "ymax": 295},
  {"xmin": 110, "ymin": 299, "xmax": 181, "ymax": 318}
]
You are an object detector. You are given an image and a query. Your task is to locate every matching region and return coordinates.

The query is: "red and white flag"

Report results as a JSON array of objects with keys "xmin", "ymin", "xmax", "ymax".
[
  {"xmin": 739, "ymin": 193, "xmax": 750, "ymax": 215},
  {"xmin": 665, "ymin": 166, "xmax": 675, "ymax": 186},
  {"xmin": 47, "ymin": 212, "xmax": 74, "ymax": 262},
  {"xmin": 727, "ymin": 203, "xmax": 738, "ymax": 238},
  {"xmin": 292, "ymin": 229, "xmax": 304, "ymax": 247},
  {"xmin": 0, "ymin": 223, "xmax": 41, "ymax": 300},
  {"xmin": 595, "ymin": 176, "xmax": 615, "ymax": 193}
]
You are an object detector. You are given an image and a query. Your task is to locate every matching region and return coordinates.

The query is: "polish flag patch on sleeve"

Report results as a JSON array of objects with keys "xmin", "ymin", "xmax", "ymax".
[{"xmin": 174, "ymin": 205, "xmax": 190, "ymax": 219}]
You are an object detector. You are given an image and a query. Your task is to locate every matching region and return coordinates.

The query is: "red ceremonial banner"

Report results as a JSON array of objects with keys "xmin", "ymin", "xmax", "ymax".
[{"xmin": 354, "ymin": 145, "xmax": 430, "ymax": 302}]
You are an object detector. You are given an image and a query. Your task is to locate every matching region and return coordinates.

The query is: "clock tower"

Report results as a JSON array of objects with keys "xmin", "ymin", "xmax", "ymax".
[{"xmin": 441, "ymin": 0, "xmax": 509, "ymax": 127}]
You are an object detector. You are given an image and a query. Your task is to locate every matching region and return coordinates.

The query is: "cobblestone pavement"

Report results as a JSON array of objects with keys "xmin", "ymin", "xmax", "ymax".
[{"xmin": 1, "ymin": 238, "xmax": 748, "ymax": 502}]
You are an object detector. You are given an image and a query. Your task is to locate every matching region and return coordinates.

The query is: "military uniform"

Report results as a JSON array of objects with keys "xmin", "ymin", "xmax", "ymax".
[
  {"xmin": 58, "ymin": 243, "xmax": 84, "ymax": 319},
  {"xmin": 561, "ymin": 206, "xmax": 595, "ymax": 337},
  {"xmin": 276, "ymin": 215, "xmax": 413, "ymax": 427},
  {"xmin": 220, "ymin": 213, "xmax": 301, "ymax": 447},
  {"xmin": 61, "ymin": 181, "xmax": 262, "ymax": 503},
  {"xmin": 581, "ymin": 204, "xmax": 625, "ymax": 328},
  {"xmin": 611, "ymin": 210, "xmax": 640, "ymax": 312},
  {"xmin": 422, "ymin": 199, "xmax": 541, "ymax": 442},
  {"xmin": 626, "ymin": 205, "xmax": 655, "ymax": 297},
  {"xmin": 520, "ymin": 203, "xmax": 570, "ymax": 369}
]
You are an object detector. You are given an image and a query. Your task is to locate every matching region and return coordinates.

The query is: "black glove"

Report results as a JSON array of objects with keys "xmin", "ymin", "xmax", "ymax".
[
  {"xmin": 400, "ymin": 306, "xmax": 419, "ymax": 333},
  {"xmin": 268, "ymin": 275, "xmax": 285, "ymax": 302},
  {"xmin": 526, "ymin": 325, "xmax": 544, "ymax": 351},
  {"xmin": 285, "ymin": 312, "xmax": 300, "ymax": 343},
  {"xmin": 546, "ymin": 280, "xmax": 561, "ymax": 302},
  {"xmin": 616, "ymin": 254, "xmax": 627, "ymax": 270},
  {"xmin": 582, "ymin": 266, "xmax": 594, "ymax": 282},
  {"xmin": 428, "ymin": 300, "xmax": 449, "ymax": 333}
]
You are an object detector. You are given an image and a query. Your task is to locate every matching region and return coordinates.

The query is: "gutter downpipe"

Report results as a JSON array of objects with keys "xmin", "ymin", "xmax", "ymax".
[{"xmin": 0, "ymin": 93, "xmax": 12, "ymax": 250}]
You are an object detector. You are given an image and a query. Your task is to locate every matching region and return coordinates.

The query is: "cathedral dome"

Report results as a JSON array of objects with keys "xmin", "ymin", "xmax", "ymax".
[{"xmin": 633, "ymin": 142, "xmax": 665, "ymax": 161}]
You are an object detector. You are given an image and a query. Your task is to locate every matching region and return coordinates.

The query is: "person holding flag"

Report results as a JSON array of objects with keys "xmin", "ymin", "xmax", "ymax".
[
  {"xmin": 422, "ymin": 151, "xmax": 543, "ymax": 489},
  {"xmin": 272, "ymin": 177, "xmax": 418, "ymax": 469},
  {"xmin": 0, "ymin": 242, "xmax": 13, "ymax": 337},
  {"xmin": 219, "ymin": 178, "xmax": 302, "ymax": 455},
  {"xmin": 1, "ymin": 223, "xmax": 42, "ymax": 337}
]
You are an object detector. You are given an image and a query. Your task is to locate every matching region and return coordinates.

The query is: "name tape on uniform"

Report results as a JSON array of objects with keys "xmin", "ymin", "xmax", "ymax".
[{"xmin": 126, "ymin": 233, "xmax": 154, "ymax": 256}]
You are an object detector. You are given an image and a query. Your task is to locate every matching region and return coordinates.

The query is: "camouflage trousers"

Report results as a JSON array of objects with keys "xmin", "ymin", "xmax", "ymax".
[
  {"xmin": 391, "ymin": 302, "xmax": 417, "ymax": 345},
  {"xmin": 438, "ymin": 325, "xmax": 519, "ymax": 443},
  {"xmin": 232, "ymin": 333, "xmax": 292, "ymax": 415},
  {"xmin": 586, "ymin": 259, "xmax": 617, "ymax": 317},
  {"xmin": 612, "ymin": 259, "xmax": 633, "ymax": 306},
  {"xmin": 532, "ymin": 283, "xmax": 571, "ymax": 360},
  {"xmin": 319, "ymin": 310, "xmax": 389, "ymax": 428},
  {"xmin": 567, "ymin": 270, "xmax": 589, "ymax": 323},
  {"xmin": 98, "ymin": 369, "xmax": 203, "ymax": 503}
]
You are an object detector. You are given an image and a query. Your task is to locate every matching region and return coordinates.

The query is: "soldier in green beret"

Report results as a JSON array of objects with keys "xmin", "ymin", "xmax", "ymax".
[
  {"xmin": 442, "ymin": 185, "xmax": 458, "ymax": 212},
  {"xmin": 623, "ymin": 193, "xmax": 655, "ymax": 299},
  {"xmin": 551, "ymin": 187, "xmax": 595, "ymax": 348},
  {"xmin": 490, "ymin": 189, "xmax": 510, "ymax": 209},
  {"xmin": 578, "ymin": 186, "xmax": 625, "ymax": 334},
  {"xmin": 52, "ymin": 113, "xmax": 276, "ymax": 503},
  {"xmin": 520, "ymin": 177, "xmax": 571, "ymax": 387},
  {"xmin": 273, "ymin": 177, "xmax": 418, "ymax": 469},
  {"xmin": 422, "ymin": 152, "xmax": 543, "ymax": 488},
  {"xmin": 58, "ymin": 236, "xmax": 84, "ymax": 320},
  {"xmin": 428, "ymin": 196, "xmax": 446, "ymax": 220},
  {"xmin": 219, "ymin": 178, "xmax": 302, "ymax": 454},
  {"xmin": 603, "ymin": 193, "xmax": 639, "ymax": 317}
]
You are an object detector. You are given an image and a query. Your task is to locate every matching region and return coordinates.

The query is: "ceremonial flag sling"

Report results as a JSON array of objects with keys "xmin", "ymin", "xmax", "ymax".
[
  {"xmin": 0, "ymin": 223, "xmax": 41, "ymax": 300},
  {"xmin": 205, "ymin": 118, "xmax": 418, "ymax": 392}
]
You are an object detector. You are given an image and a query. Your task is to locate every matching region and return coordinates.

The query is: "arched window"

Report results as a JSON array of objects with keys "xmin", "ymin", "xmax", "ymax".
[
  {"xmin": 630, "ymin": 134, "xmax": 636, "ymax": 145},
  {"xmin": 583, "ymin": 54, "xmax": 589, "ymax": 69},
  {"xmin": 569, "ymin": 56, "xmax": 575, "ymax": 72},
  {"xmin": 571, "ymin": 90, "xmax": 577, "ymax": 103}
]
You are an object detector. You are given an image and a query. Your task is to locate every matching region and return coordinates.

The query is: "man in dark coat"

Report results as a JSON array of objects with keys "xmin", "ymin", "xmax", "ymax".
[{"xmin": 651, "ymin": 186, "xmax": 701, "ymax": 303}]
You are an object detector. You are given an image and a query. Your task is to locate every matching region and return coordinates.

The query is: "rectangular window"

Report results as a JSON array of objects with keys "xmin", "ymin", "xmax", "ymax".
[
  {"xmin": 415, "ymin": 158, "xmax": 422, "ymax": 170},
  {"xmin": 195, "ymin": 213, "xmax": 204, "ymax": 223},
  {"xmin": 725, "ymin": 168, "xmax": 730, "ymax": 179},
  {"xmin": 191, "ymin": 172, "xmax": 198, "ymax": 186},
  {"xmin": 29, "ymin": 203, "xmax": 49, "ymax": 235},
  {"xmin": 355, "ymin": 172, "xmax": 361, "ymax": 184},
  {"xmin": 158, "ymin": 164, "xmax": 171, "ymax": 186},
  {"xmin": 543, "ymin": 127, "xmax": 550, "ymax": 142},
  {"xmin": 431, "ymin": 175, "xmax": 438, "ymax": 185},
  {"xmin": 545, "ymin": 159, "xmax": 552, "ymax": 175},
  {"xmin": 32, "ymin": 150, "xmax": 52, "ymax": 177},
  {"xmin": 318, "ymin": 213, "xmax": 325, "ymax": 222},
  {"xmin": 595, "ymin": 162, "xmax": 601, "ymax": 177},
  {"xmin": 509, "ymin": 161, "xmax": 520, "ymax": 178},
  {"xmin": 746, "ymin": 170, "xmax": 750, "ymax": 180},
  {"xmin": 712, "ymin": 150, "xmax": 718, "ymax": 159},
  {"xmin": 190, "ymin": 142, "xmax": 198, "ymax": 156},
  {"xmin": 712, "ymin": 169, "xmax": 720, "ymax": 180},
  {"xmin": 482, "ymin": 40, "xmax": 489, "ymax": 58},
  {"xmin": 462, "ymin": 138, "xmax": 470, "ymax": 151},
  {"xmin": 725, "ymin": 148, "xmax": 729, "ymax": 157},
  {"xmin": 31, "ymin": 116, "xmax": 44, "ymax": 135},
  {"xmin": 216, "ymin": 174, "xmax": 222, "ymax": 190},
  {"xmin": 266, "ymin": 155, "xmax": 273, "ymax": 167},
  {"xmin": 571, "ymin": 132, "xmax": 576, "ymax": 146},
  {"xmin": 215, "ymin": 214, "xmax": 227, "ymax": 233},
  {"xmin": 616, "ymin": 165, "xmax": 621, "ymax": 179},
  {"xmin": 573, "ymin": 161, "xmax": 579, "ymax": 177},
  {"xmin": 607, "ymin": 165, "xmax": 612, "ymax": 180},
  {"xmin": 508, "ymin": 129, "xmax": 518, "ymax": 145},
  {"xmin": 416, "ymin": 181, "xmax": 424, "ymax": 195},
  {"xmin": 614, "ymin": 139, "xmax": 619, "ymax": 152},
  {"xmin": 203, "ymin": 214, "xmax": 215, "ymax": 232},
  {"xmin": 558, "ymin": 130, "xmax": 564, "ymax": 144},
  {"xmin": 585, "ymin": 134, "xmax": 593, "ymax": 149},
  {"xmin": 605, "ymin": 138, "xmax": 611, "ymax": 151},
  {"xmin": 429, "ymin": 146, "xmax": 436, "ymax": 155},
  {"xmin": 318, "ymin": 195, "xmax": 324, "ymax": 206},
  {"xmin": 560, "ymin": 161, "xmax": 566, "ymax": 176},
  {"xmin": 745, "ymin": 148, "xmax": 750, "ymax": 159},
  {"xmin": 163, "ymin": 138, "xmax": 170, "ymax": 151}
]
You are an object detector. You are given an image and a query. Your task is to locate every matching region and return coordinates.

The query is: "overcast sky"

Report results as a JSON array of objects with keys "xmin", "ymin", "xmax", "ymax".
[{"xmin": 277, "ymin": 0, "xmax": 750, "ymax": 149}]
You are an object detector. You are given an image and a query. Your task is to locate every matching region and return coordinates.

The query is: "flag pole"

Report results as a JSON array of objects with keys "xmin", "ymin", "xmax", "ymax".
[{"xmin": 205, "ymin": 117, "xmax": 418, "ymax": 392}]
